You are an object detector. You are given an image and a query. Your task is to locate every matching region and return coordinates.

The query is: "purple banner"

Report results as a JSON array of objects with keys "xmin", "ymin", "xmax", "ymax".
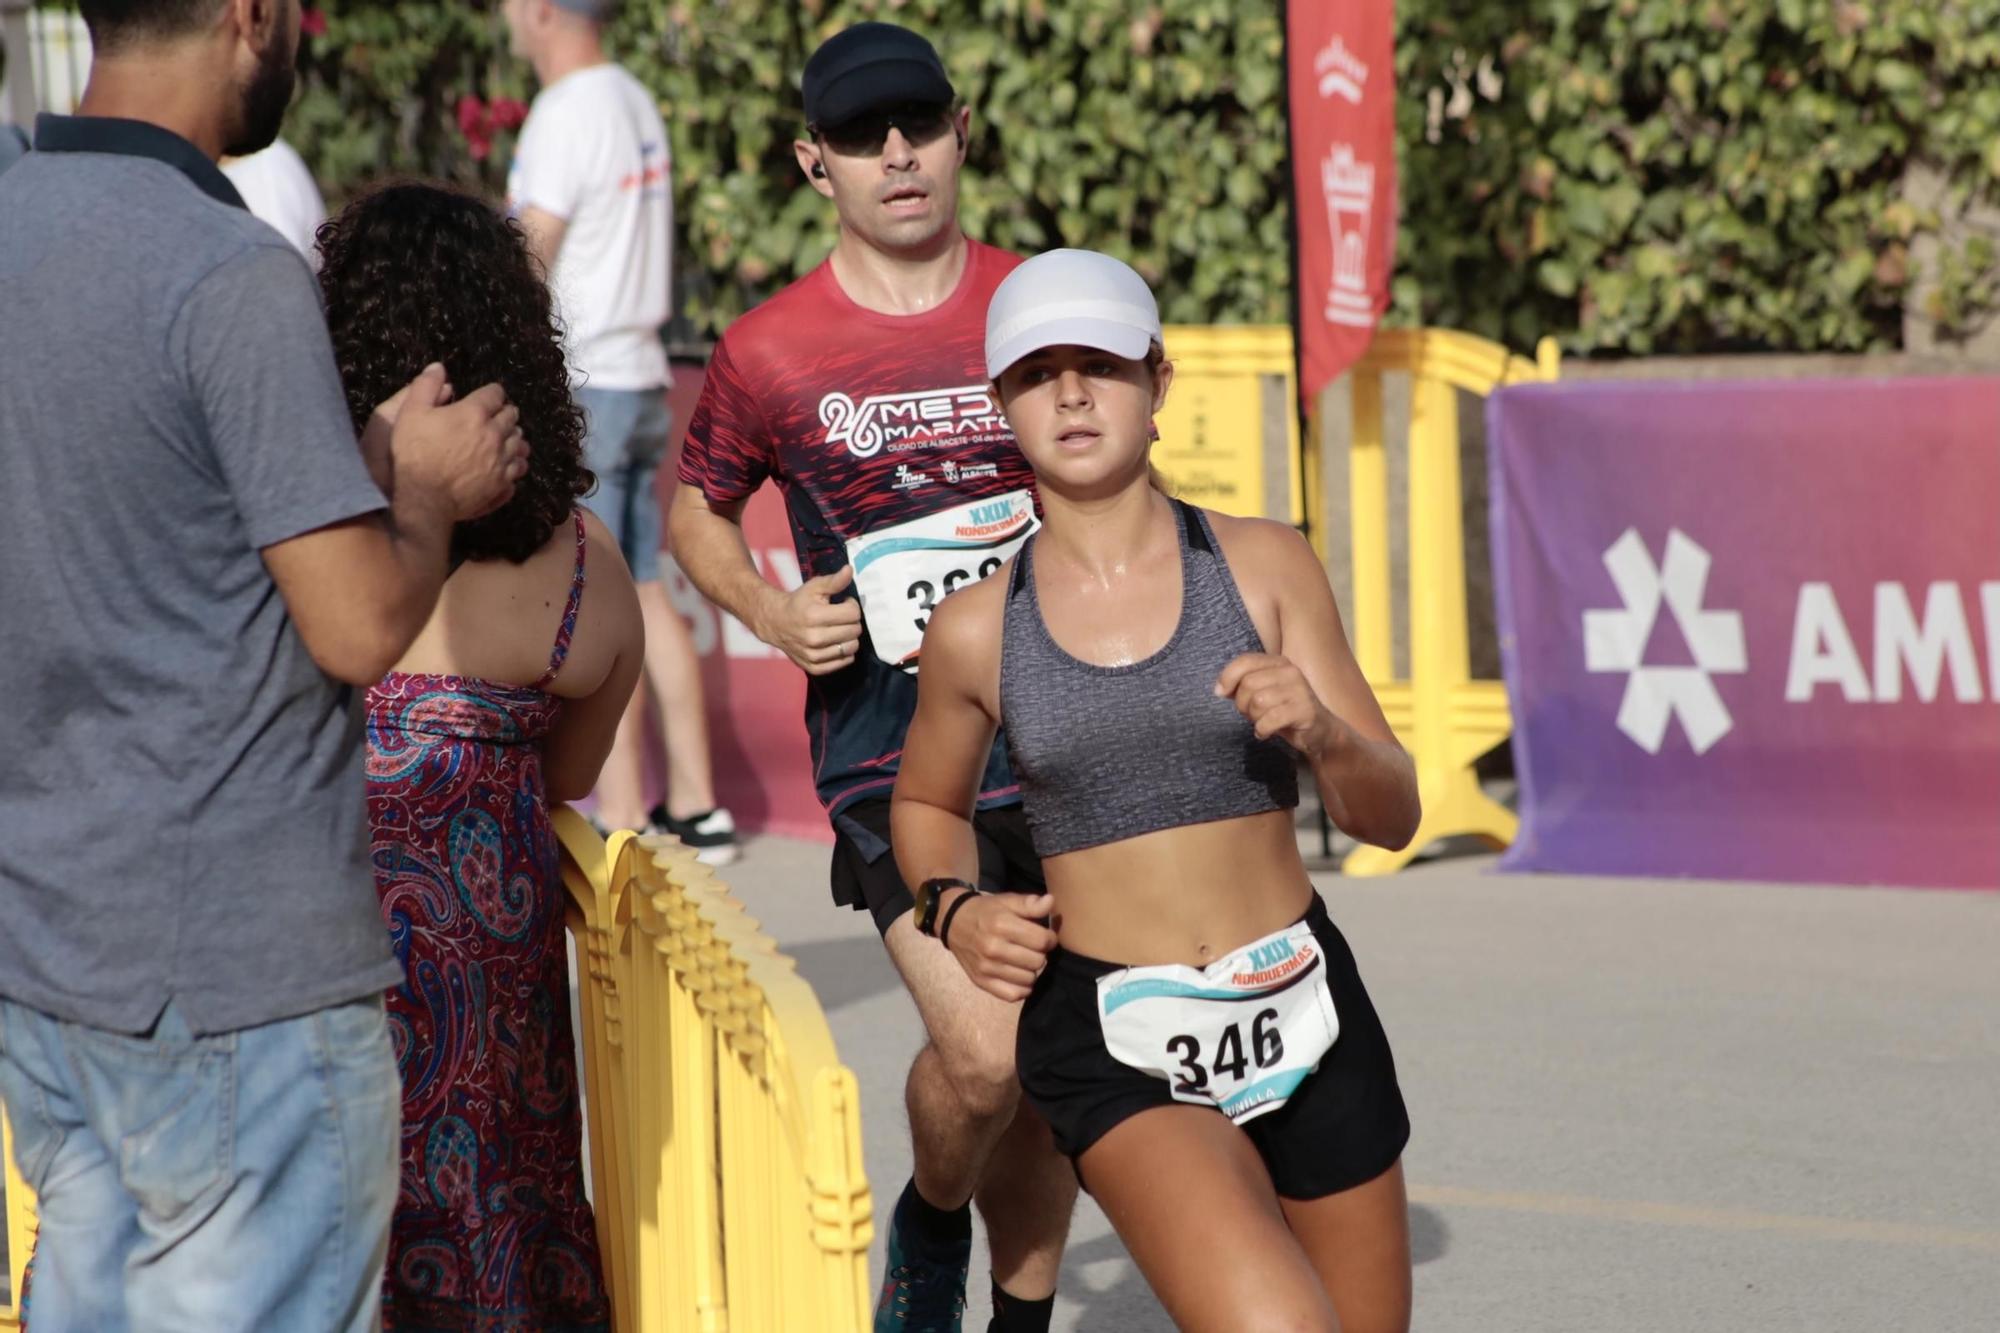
[{"xmin": 1488, "ymin": 378, "xmax": 2000, "ymax": 890}]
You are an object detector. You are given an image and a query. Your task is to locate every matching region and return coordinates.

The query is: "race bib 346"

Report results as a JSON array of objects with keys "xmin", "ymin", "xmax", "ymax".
[{"xmin": 1095, "ymin": 921, "xmax": 1340, "ymax": 1124}]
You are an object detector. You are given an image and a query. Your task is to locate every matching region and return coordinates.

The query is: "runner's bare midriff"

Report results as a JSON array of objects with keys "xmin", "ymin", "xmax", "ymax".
[{"xmin": 1042, "ymin": 808, "xmax": 1313, "ymax": 968}]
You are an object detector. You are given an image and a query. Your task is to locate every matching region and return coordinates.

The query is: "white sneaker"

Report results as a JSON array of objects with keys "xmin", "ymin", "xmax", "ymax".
[{"xmin": 646, "ymin": 805, "xmax": 741, "ymax": 867}]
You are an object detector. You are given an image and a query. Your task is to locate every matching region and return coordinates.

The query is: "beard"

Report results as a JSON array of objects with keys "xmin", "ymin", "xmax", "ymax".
[{"xmin": 224, "ymin": 38, "xmax": 297, "ymax": 157}]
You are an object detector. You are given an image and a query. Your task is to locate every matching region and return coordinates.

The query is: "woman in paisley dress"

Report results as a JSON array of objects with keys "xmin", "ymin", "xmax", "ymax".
[{"xmin": 318, "ymin": 182, "xmax": 645, "ymax": 1332}]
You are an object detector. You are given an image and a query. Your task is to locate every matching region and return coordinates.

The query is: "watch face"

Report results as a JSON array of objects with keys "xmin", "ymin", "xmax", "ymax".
[{"xmin": 915, "ymin": 878, "xmax": 974, "ymax": 936}]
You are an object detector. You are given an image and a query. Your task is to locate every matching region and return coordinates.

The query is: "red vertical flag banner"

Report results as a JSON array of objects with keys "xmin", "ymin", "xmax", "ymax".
[{"xmin": 1286, "ymin": 0, "xmax": 1398, "ymax": 402}]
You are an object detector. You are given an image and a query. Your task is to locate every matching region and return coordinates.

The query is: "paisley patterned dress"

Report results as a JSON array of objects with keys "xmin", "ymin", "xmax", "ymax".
[{"xmin": 365, "ymin": 513, "xmax": 609, "ymax": 1332}]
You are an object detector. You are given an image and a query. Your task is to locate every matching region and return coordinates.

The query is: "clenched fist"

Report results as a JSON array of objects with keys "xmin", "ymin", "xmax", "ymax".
[
  {"xmin": 755, "ymin": 564, "xmax": 866, "ymax": 675},
  {"xmin": 1215, "ymin": 652, "xmax": 1343, "ymax": 760},
  {"xmin": 942, "ymin": 890, "xmax": 1057, "ymax": 1003}
]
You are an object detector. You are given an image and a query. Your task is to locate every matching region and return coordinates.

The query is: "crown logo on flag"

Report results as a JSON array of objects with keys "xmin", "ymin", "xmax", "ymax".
[{"xmin": 1314, "ymin": 35, "xmax": 1369, "ymax": 104}]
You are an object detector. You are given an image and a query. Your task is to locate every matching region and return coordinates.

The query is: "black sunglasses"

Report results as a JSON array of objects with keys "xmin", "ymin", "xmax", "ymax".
[{"xmin": 813, "ymin": 103, "xmax": 955, "ymax": 158}]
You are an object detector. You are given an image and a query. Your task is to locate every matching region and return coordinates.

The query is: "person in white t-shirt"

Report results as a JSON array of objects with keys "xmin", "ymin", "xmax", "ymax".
[
  {"xmin": 504, "ymin": 0, "xmax": 736, "ymax": 863},
  {"xmin": 220, "ymin": 138, "xmax": 327, "ymax": 261}
]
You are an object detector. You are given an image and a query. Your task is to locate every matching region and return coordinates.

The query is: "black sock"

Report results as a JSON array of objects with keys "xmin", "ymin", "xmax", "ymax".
[
  {"xmin": 988, "ymin": 1280, "xmax": 1055, "ymax": 1333},
  {"xmin": 896, "ymin": 1178, "xmax": 971, "ymax": 1263}
]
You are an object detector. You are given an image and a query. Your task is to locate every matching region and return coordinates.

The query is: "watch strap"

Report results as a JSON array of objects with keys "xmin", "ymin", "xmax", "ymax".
[{"xmin": 936, "ymin": 887, "xmax": 979, "ymax": 952}]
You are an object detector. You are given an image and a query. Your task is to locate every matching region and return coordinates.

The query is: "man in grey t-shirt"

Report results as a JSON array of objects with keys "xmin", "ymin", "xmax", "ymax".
[{"xmin": 0, "ymin": 0, "xmax": 527, "ymax": 1324}]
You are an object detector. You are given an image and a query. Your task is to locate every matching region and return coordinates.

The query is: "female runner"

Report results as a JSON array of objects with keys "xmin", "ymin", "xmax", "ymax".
[{"xmin": 891, "ymin": 249, "xmax": 1419, "ymax": 1333}]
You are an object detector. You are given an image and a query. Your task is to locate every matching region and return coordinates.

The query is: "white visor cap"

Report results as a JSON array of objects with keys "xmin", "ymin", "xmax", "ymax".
[{"xmin": 984, "ymin": 248, "xmax": 1163, "ymax": 380}]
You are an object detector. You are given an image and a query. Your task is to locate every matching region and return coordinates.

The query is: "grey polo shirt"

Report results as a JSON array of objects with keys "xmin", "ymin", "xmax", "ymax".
[{"xmin": 0, "ymin": 116, "xmax": 404, "ymax": 1035}]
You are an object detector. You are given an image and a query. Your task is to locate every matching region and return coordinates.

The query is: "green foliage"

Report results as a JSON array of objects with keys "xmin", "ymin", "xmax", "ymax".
[
  {"xmin": 291, "ymin": 0, "xmax": 515, "ymax": 196},
  {"xmin": 288, "ymin": 0, "xmax": 2000, "ymax": 351},
  {"xmin": 293, "ymin": 0, "xmax": 1291, "ymax": 336},
  {"xmin": 1394, "ymin": 0, "xmax": 2000, "ymax": 352}
]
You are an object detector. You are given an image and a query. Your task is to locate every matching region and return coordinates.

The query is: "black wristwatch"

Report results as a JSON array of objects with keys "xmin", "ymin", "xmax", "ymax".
[{"xmin": 915, "ymin": 877, "xmax": 978, "ymax": 938}]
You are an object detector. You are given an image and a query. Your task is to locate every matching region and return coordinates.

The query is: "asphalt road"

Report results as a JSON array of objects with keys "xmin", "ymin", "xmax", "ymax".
[
  {"xmin": 720, "ymin": 833, "xmax": 2000, "ymax": 1333},
  {"xmin": 6, "ymin": 837, "xmax": 1992, "ymax": 1332}
]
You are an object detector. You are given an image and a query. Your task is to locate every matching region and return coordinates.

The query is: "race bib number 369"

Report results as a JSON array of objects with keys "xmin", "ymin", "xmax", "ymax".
[
  {"xmin": 1095, "ymin": 922, "xmax": 1339, "ymax": 1125},
  {"xmin": 844, "ymin": 490, "xmax": 1038, "ymax": 672}
]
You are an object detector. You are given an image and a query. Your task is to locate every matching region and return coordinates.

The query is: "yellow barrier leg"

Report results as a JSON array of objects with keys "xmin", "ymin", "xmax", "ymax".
[
  {"xmin": 672, "ymin": 936, "xmax": 729, "ymax": 1333},
  {"xmin": 809, "ymin": 1068, "xmax": 874, "ymax": 1333},
  {"xmin": 632, "ymin": 912, "xmax": 677, "ymax": 1333},
  {"xmin": 711, "ymin": 941, "xmax": 761, "ymax": 1333},
  {"xmin": 557, "ymin": 815, "xmax": 635, "ymax": 1333},
  {"xmin": 2, "ymin": 1105, "xmax": 34, "ymax": 1332},
  {"xmin": 1345, "ymin": 372, "xmax": 1517, "ymax": 876},
  {"xmin": 1348, "ymin": 367, "xmax": 1393, "ymax": 683}
]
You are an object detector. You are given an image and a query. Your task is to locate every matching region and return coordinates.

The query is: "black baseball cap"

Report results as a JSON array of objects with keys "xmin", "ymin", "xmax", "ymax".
[{"xmin": 802, "ymin": 22, "xmax": 955, "ymax": 130}]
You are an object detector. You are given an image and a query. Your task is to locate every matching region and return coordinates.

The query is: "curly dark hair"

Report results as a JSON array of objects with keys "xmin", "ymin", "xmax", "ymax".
[{"xmin": 317, "ymin": 180, "xmax": 592, "ymax": 566}]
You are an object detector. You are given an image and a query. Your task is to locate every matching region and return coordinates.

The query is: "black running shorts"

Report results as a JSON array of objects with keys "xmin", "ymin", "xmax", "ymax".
[
  {"xmin": 830, "ymin": 798, "xmax": 1046, "ymax": 936},
  {"xmin": 1015, "ymin": 894, "xmax": 1410, "ymax": 1200}
]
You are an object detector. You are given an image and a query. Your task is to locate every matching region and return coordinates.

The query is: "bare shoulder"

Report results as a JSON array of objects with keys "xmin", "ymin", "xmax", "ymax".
[
  {"xmin": 919, "ymin": 564, "xmax": 1008, "ymax": 705},
  {"xmin": 551, "ymin": 508, "xmax": 640, "ymax": 695},
  {"xmin": 1204, "ymin": 510, "xmax": 1320, "ymax": 582},
  {"xmin": 575, "ymin": 509, "xmax": 639, "ymax": 625},
  {"xmin": 575, "ymin": 507, "xmax": 627, "ymax": 572},
  {"xmin": 924, "ymin": 565, "xmax": 1007, "ymax": 663},
  {"xmin": 1202, "ymin": 511, "xmax": 1335, "ymax": 655}
]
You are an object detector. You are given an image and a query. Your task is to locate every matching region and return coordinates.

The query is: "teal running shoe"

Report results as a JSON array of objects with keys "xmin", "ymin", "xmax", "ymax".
[{"xmin": 873, "ymin": 1181, "xmax": 969, "ymax": 1331}]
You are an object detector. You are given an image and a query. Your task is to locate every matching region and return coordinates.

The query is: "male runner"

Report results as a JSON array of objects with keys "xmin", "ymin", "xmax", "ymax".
[{"xmin": 668, "ymin": 22, "xmax": 1074, "ymax": 1332}]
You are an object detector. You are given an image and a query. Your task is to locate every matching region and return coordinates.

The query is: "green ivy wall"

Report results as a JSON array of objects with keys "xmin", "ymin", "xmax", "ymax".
[{"xmin": 285, "ymin": 0, "xmax": 2000, "ymax": 351}]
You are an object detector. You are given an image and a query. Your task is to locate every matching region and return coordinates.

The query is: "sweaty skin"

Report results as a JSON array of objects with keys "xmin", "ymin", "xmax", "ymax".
[{"xmin": 894, "ymin": 344, "xmax": 1418, "ymax": 992}]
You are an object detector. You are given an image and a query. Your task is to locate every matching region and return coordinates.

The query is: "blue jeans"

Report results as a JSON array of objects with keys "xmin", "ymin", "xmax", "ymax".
[
  {"xmin": 576, "ymin": 385, "xmax": 671, "ymax": 583},
  {"xmin": 0, "ymin": 996, "xmax": 399, "ymax": 1332}
]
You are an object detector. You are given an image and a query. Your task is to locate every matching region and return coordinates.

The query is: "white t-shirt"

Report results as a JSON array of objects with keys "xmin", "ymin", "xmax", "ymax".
[
  {"xmin": 220, "ymin": 140, "xmax": 327, "ymax": 263},
  {"xmin": 508, "ymin": 63, "xmax": 672, "ymax": 390}
]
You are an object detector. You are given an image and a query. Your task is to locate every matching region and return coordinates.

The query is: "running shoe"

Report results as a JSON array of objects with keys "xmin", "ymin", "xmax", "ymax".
[
  {"xmin": 874, "ymin": 1194, "xmax": 969, "ymax": 1332},
  {"xmin": 646, "ymin": 805, "xmax": 741, "ymax": 866}
]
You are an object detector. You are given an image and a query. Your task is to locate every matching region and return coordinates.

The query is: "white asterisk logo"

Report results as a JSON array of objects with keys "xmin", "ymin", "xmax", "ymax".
[{"xmin": 1582, "ymin": 529, "xmax": 1747, "ymax": 755}]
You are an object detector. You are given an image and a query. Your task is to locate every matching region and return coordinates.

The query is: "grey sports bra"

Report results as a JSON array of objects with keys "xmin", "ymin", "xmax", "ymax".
[{"xmin": 999, "ymin": 500, "xmax": 1300, "ymax": 858}]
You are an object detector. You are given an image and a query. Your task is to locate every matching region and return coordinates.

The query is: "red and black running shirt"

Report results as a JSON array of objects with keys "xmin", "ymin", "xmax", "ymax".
[{"xmin": 678, "ymin": 239, "xmax": 1036, "ymax": 836}]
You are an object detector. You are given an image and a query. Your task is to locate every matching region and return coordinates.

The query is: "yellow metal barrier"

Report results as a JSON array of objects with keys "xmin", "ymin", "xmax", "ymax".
[
  {"xmin": 556, "ymin": 810, "xmax": 874, "ymax": 1333},
  {"xmin": 1155, "ymin": 324, "xmax": 1305, "ymax": 524},
  {"xmin": 1152, "ymin": 322, "xmax": 1558, "ymax": 875},
  {"xmin": 1343, "ymin": 328, "xmax": 1561, "ymax": 876},
  {"xmin": 2, "ymin": 1105, "xmax": 32, "ymax": 1331},
  {"xmin": 0, "ymin": 816, "xmax": 868, "ymax": 1333},
  {"xmin": 561, "ymin": 810, "xmax": 641, "ymax": 1330}
]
